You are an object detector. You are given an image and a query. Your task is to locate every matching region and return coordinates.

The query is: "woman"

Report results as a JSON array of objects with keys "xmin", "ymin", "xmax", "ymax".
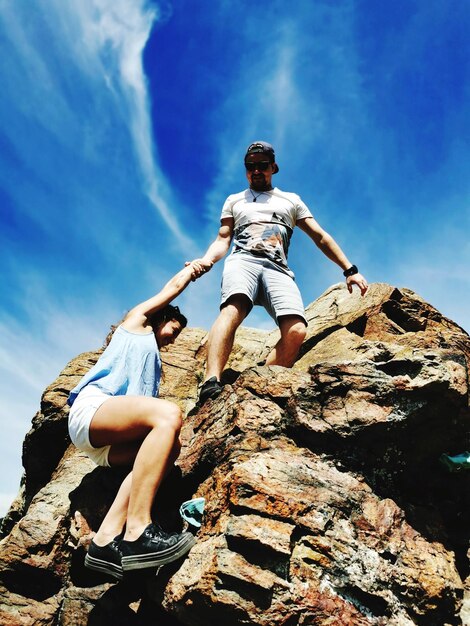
[{"xmin": 67, "ymin": 261, "xmax": 207, "ymax": 579}]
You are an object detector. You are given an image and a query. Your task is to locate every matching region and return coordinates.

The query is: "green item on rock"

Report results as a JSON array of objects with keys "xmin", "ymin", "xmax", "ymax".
[
  {"xmin": 180, "ymin": 497, "xmax": 205, "ymax": 528},
  {"xmin": 439, "ymin": 452, "xmax": 470, "ymax": 472}
]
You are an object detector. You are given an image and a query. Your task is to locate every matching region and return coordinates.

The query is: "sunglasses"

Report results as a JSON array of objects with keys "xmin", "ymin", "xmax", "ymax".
[{"xmin": 245, "ymin": 161, "xmax": 271, "ymax": 172}]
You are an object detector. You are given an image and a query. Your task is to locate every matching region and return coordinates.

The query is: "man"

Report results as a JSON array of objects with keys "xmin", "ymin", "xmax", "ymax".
[{"xmin": 195, "ymin": 141, "xmax": 368, "ymax": 404}]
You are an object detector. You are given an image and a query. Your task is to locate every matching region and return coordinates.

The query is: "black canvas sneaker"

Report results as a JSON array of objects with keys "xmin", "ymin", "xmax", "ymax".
[
  {"xmin": 120, "ymin": 523, "xmax": 196, "ymax": 572},
  {"xmin": 198, "ymin": 376, "xmax": 223, "ymax": 405},
  {"xmin": 85, "ymin": 537, "xmax": 123, "ymax": 580}
]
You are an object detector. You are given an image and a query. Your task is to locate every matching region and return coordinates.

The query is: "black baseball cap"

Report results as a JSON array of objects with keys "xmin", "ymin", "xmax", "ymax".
[{"xmin": 244, "ymin": 141, "xmax": 279, "ymax": 173}]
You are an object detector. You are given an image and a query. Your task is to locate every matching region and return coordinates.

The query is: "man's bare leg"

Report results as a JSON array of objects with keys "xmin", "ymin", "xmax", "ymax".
[
  {"xmin": 265, "ymin": 315, "xmax": 307, "ymax": 367},
  {"xmin": 205, "ymin": 295, "xmax": 251, "ymax": 381}
]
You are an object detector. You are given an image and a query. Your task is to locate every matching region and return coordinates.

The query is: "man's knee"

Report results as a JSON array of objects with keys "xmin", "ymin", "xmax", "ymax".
[
  {"xmin": 220, "ymin": 294, "xmax": 252, "ymax": 321},
  {"xmin": 280, "ymin": 318, "xmax": 307, "ymax": 345}
]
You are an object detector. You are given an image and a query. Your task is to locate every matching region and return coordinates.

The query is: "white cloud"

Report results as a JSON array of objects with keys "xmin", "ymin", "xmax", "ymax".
[
  {"xmin": 72, "ymin": 0, "xmax": 196, "ymax": 251},
  {"xmin": 0, "ymin": 0, "xmax": 207, "ymax": 506},
  {"xmin": 0, "ymin": 493, "xmax": 17, "ymax": 518},
  {"xmin": 0, "ymin": 269, "xmax": 120, "ymax": 502},
  {"xmin": 201, "ymin": 3, "xmax": 365, "ymax": 218},
  {"xmin": 73, "ymin": 0, "xmax": 195, "ymax": 250},
  {"xmin": 0, "ymin": 0, "xmax": 195, "ymax": 254}
]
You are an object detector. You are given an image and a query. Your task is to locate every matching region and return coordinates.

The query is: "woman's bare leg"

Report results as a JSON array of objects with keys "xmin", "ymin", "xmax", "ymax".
[
  {"xmin": 124, "ymin": 409, "xmax": 181, "ymax": 541},
  {"xmin": 93, "ymin": 434, "xmax": 182, "ymax": 546},
  {"xmin": 93, "ymin": 472, "xmax": 131, "ymax": 546},
  {"xmin": 88, "ymin": 396, "xmax": 182, "ymax": 543}
]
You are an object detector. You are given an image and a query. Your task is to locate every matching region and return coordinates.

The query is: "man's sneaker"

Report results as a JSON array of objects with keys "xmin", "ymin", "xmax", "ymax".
[
  {"xmin": 85, "ymin": 537, "xmax": 123, "ymax": 580},
  {"xmin": 120, "ymin": 523, "xmax": 196, "ymax": 572},
  {"xmin": 198, "ymin": 376, "xmax": 223, "ymax": 405}
]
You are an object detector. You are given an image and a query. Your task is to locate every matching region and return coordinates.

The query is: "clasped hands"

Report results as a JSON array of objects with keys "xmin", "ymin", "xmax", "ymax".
[{"xmin": 185, "ymin": 259, "xmax": 213, "ymax": 281}]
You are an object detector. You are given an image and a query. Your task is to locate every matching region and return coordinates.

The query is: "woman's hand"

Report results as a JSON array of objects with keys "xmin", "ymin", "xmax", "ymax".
[
  {"xmin": 124, "ymin": 262, "xmax": 210, "ymax": 330},
  {"xmin": 186, "ymin": 259, "xmax": 213, "ymax": 281}
]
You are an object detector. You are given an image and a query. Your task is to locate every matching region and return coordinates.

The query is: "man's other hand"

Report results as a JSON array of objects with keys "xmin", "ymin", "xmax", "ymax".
[{"xmin": 346, "ymin": 273, "xmax": 368, "ymax": 296}]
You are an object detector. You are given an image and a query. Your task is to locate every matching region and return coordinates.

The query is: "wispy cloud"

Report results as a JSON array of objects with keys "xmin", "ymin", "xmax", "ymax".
[
  {"xmin": 201, "ymin": 3, "xmax": 367, "ymax": 220},
  {"xmin": 0, "ymin": 272, "xmax": 118, "ymax": 515},
  {"xmin": 71, "ymin": 0, "xmax": 196, "ymax": 251},
  {"xmin": 0, "ymin": 0, "xmax": 201, "ymax": 509},
  {"xmin": 0, "ymin": 493, "xmax": 18, "ymax": 518},
  {"xmin": 0, "ymin": 0, "xmax": 194, "ymax": 253}
]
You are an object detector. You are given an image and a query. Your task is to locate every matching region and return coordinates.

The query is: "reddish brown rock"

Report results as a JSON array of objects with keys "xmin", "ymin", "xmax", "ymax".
[{"xmin": 0, "ymin": 284, "xmax": 468, "ymax": 625}]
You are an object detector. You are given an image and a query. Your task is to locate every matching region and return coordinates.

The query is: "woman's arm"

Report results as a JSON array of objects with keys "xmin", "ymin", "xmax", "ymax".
[{"xmin": 122, "ymin": 262, "xmax": 203, "ymax": 333}]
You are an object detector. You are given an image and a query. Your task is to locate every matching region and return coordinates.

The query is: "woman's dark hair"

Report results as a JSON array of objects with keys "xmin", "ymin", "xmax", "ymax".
[
  {"xmin": 103, "ymin": 305, "xmax": 187, "ymax": 348},
  {"xmin": 147, "ymin": 304, "xmax": 188, "ymax": 332}
]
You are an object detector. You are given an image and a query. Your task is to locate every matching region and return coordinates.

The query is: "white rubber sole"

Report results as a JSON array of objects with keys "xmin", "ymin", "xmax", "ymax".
[{"xmin": 84, "ymin": 553, "xmax": 123, "ymax": 580}]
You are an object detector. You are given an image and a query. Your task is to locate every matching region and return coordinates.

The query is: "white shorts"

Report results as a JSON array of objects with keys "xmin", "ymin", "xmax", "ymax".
[
  {"xmin": 221, "ymin": 253, "xmax": 307, "ymax": 325},
  {"xmin": 68, "ymin": 385, "xmax": 112, "ymax": 467}
]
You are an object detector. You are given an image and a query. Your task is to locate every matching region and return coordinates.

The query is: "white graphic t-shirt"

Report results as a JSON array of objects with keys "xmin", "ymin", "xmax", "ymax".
[{"xmin": 220, "ymin": 187, "xmax": 313, "ymax": 269}]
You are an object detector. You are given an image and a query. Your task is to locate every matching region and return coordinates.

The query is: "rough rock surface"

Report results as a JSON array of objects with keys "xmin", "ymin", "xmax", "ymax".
[{"xmin": 0, "ymin": 283, "xmax": 469, "ymax": 625}]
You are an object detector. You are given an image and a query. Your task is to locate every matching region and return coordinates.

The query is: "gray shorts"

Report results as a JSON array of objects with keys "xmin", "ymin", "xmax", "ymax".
[{"xmin": 221, "ymin": 253, "xmax": 307, "ymax": 325}]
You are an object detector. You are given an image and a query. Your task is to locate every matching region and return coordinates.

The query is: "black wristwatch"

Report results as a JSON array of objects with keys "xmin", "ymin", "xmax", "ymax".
[{"xmin": 343, "ymin": 264, "xmax": 358, "ymax": 277}]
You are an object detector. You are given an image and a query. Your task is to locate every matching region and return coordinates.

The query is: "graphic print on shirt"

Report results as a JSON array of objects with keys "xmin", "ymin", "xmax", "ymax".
[
  {"xmin": 233, "ymin": 210, "xmax": 293, "ymax": 267},
  {"xmin": 221, "ymin": 188, "xmax": 314, "ymax": 270}
]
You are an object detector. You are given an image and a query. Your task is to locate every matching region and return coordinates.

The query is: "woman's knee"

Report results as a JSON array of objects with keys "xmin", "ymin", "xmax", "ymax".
[{"xmin": 151, "ymin": 402, "xmax": 182, "ymax": 434}]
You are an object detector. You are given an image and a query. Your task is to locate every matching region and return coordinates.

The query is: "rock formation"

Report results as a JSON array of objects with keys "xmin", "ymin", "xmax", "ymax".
[{"xmin": 0, "ymin": 283, "xmax": 468, "ymax": 625}]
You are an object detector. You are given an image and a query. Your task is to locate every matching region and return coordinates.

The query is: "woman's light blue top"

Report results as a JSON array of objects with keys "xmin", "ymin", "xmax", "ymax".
[{"xmin": 68, "ymin": 326, "xmax": 161, "ymax": 406}]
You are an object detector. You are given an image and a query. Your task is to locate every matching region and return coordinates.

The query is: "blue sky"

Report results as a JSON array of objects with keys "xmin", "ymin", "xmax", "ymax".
[{"xmin": 0, "ymin": 0, "xmax": 469, "ymax": 515}]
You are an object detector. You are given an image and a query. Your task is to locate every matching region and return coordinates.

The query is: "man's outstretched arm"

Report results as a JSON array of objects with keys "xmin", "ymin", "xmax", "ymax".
[
  {"xmin": 190, "ymin": 217, "xmax": 234, "ymax": 271},
  {"xmin": 297, "ymin": 217, "xmax": 368, "ymax": 295}
]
